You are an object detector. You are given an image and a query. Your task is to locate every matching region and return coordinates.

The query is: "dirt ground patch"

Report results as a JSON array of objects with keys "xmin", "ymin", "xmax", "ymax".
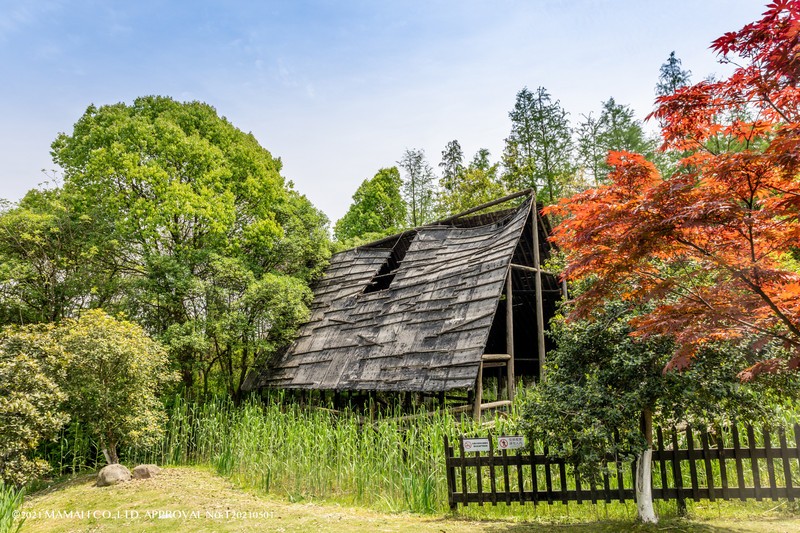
[{"xmin": 16, "ymin": 466, "xmax": 800, "ymax": 532}]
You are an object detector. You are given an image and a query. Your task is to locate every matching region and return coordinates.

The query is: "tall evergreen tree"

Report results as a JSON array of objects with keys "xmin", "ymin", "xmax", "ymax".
[
  {"xmin": 576, "ymin": 98, "xmax": 654, "ymax": 184},
  {"xmin": 656, "ymin": 51, "xmax": 692, "ymax": 97},
  {"xmin": 439, "ymin": 140, "xmax": 464, "ymax": 193},
  {"xmin": 439, "ymin": 148, "xmax": 505, "ymax": 215},
  {"xmin": 502, "ymin": 87, "xmax": 574, "ymax": 203},
  {"xmin": 398, "ymin": 148, "xmax": 436, "ymax": 226}
]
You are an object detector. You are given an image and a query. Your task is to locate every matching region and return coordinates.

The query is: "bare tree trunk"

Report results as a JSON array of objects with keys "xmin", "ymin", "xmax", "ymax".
[
  {"xmin": 102, "ymin": 441, "xmax": 119, "ymax": 465},
  {"xmin": 635, "ymin": 409, "xmax": 657, "ymax": 524}
]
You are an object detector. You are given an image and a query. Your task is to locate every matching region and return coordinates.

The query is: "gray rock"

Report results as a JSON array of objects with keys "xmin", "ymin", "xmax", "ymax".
[
  {"xmin": 96, "ymin": 464, "xmax": 131, "ymax": 487},
  {"xmin": 132, "ymin": 464, "xmax": 161, "ymax": 479}
]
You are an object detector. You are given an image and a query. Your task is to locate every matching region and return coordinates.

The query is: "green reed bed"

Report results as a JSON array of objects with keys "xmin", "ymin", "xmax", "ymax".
[
  {"xmin": 127, "ymin": 394, "xmax": 510, "ymax": 514},
  {"xmin": 37, "ymin": 388, "xmax": 800, "ymax": 520},
  {"xmin": 1, "ymin": 481, "xmax": 25, "ymax": 533}
]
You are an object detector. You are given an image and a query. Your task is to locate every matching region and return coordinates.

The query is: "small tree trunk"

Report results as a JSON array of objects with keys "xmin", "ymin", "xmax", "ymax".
[
  {"xmin": 635, "ymin": 409, "xmax": 657, "ymax": 524},
  {"xmin": 102, "ymin": 440, "xmax": 120, "ymax": 465}
]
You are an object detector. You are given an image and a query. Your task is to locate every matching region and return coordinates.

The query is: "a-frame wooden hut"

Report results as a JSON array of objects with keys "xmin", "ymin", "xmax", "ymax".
[{"xmin": 243, "ymin": 190, "xmax": 564, "ymax": 417}]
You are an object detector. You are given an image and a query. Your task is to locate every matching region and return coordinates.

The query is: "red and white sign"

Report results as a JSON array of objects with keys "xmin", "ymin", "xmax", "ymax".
[
  {"xmin": 497, "ymin": 436, "xmax": 525, "ymax": 450},
  {"xmin": 462, "ymin": 438, "xmax": 490, "ymax": 452}
]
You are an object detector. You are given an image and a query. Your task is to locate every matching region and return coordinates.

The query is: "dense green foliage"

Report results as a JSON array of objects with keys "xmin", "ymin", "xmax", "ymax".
[
  {"xmin": 502, "ymin": 87, "xmax": 575, "ymax": 203},
  {"xmin": 0, "ymin": 325, "xmax": 67, "ymax": 485},
  {"xmin": 54, "ymin": 310, "xmax": 177, "ymax": 465},
  {"xmin": 1, "ymin": 311, "xmax": 175, "ymax": 481},
  {"xmin": 522, "ymin": 300, "xmax": 797, "ymax": 481},
  {"xmin": 438, "ymin": 148, "xmax": 506, "ymax": 215},
  {"xmin": 0, "ymin": 96, "xmax": 330, "ymax": 400},
  {"xmin": 334, "ymin": 167, "xmax": 406, "ymax": 242},
  {"xmin": 576, "ymin": 98, "xmax": 655, "ymax": 184}
]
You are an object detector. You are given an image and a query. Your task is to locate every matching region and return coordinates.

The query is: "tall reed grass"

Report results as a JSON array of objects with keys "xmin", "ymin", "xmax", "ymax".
[
  {"xmin": 0, "ymin": 482, "xmax": 25, "ymax": 533},
  {"xmin": 36, "ymin": 387, "xmax": 799, "ymax": 518},
  {"xmin": 125, "ymin": 394, "xmax": 519, "ymax": 513}
]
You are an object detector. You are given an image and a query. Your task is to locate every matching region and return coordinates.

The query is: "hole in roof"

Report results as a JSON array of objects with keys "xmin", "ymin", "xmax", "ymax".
[{"xmin": 363, "ymin": 231, "xmax": 417, "ymax": 294}]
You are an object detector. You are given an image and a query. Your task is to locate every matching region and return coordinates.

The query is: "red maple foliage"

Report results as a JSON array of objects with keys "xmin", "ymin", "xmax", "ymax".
[{"xmin": 546, "ymin": 1, "xmax": 800, "ymax": 379}]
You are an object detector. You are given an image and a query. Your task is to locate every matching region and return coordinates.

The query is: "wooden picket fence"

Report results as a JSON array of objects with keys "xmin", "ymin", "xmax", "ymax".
[{"xmin": 444, "ymin": 424, "xmax": 800, "ymax": 508}]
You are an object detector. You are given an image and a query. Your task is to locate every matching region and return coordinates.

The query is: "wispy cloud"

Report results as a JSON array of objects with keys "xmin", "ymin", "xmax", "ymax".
[{"xmin": 0, "ymin": 0, "xmax": 63, "ymax": 40}]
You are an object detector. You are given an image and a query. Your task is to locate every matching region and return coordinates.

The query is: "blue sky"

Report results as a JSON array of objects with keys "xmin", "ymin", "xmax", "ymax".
[{"xmin": 0, "ymin": 1, "xmax": 764, "ymax": 223}]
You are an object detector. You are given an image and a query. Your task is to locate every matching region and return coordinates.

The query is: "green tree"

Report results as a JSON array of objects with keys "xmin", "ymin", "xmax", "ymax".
[
  {"xmin": 55, "ymin": 310, "xmax": 176, "ymax": 465},
  {"xmin": 576, "ymin": 98, "xmax": 654, "ymax": 184},
  {"xmin": 49, "ymin": 96, "xmax": 330, "ymax": 396},
  {"xmin": 439, "ymin": 149, "xmax": 506, "ymax": 215},
  {"xmin": 523, "ymin": 300, "xmax": 792, "ymax": 523},
  {"xmin": 0, "ymin": 190, "xmax": 118, "ymax": 325},
  {"xmin": 398, "ymin": 149, "xmax": 437, "ymax": 226},
  {"xmin": 502, "ymin": 87, "xmax": 574, "ymax": 202},
  {"xmin": 575, "ymin": 113, "xmax": 604, "ymax": 186},
  {"xmin": 656, "ymin": 51, "xmax": 692, "ymax": 97},
  {"xmin": 0, "ymin": 324, "xmax": 68, "ymax": 485},
  {"xmin": 334, "ymin": 167, "xmax": 406, "ymax": 242},
  {"xmin": 439, "ymin": 140, "xmax": 465, "ymax": 193}
]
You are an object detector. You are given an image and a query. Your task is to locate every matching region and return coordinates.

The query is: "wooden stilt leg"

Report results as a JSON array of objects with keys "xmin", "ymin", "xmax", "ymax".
[{"xmin": 473, "ymin": 362, "xmax": 483, "ymax": 421}]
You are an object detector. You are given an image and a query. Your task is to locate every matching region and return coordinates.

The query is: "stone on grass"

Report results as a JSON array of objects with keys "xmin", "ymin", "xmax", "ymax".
[
  {"xmin": 132, "ymin": 464, "xmax": 161, "ymax": 479},
  {"xmin": 96, "ymin": 464, "xmax": 131, "ymax": 487}
]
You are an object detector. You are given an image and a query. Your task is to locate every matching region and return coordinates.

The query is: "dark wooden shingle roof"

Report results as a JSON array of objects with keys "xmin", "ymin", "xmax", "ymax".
[{"xmin": 244, "ymin": 194, "xmax": 537, "ymax": 392}]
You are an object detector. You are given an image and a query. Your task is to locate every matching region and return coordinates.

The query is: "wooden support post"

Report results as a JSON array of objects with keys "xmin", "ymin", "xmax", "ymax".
[
  {"xmin": 473, "ymin": 362, "xmax": 483, "ymax": 421},
  {"xmin": 561, "ymin": 277, "xmax": 568, "ymax": 300},
  {"xmin": 531, "ymin": 199, "xmax": 546, "ymax": 381},
  {"xmin": 505, "ymin": 270, "xmax": 515, "ymax": 402}
]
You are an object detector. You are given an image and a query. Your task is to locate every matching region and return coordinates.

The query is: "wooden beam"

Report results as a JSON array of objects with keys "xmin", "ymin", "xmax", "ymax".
[
  {"xmin": 479, "ymin": 400, "xmax": 513, "ymax": 411},
  {"xmin": 452, "ymin": 400, "xmax": 513, "ymax": 414},
  {"xmin": 506, "ymin": 271, "xmax": 516, "ymax": 402},
  {"xmin": 510, "ymin": 263, "xmax": 558, "ymax": 277},
  {"xmin": 434, "ymin": 189, "xmax": 533, "ymax": 225},
  {"xmin": 531, "ymin": 199, "xmax": 547, "ymax": 381},
  {"xmin": 482, "ymin": 353, "xmax": 511, "ymax": 362},
  {"xmin": 473, "ymin": 362, "xmax": 483, "ymax": 421}
]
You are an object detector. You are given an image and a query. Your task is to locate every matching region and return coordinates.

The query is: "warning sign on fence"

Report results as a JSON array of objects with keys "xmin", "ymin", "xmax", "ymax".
[
  {"xmin": 497, "ymin": 436, "xmax": 525, "ymax": 450},
  {"xmin": 461, "ymin": 438, "xmax": 490, "ymax": 452}
]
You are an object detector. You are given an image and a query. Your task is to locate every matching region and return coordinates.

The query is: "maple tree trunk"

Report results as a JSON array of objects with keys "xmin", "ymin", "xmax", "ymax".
[{"xmin": 635, "ymin": 409, "xmax": 657, "ymax": 524}]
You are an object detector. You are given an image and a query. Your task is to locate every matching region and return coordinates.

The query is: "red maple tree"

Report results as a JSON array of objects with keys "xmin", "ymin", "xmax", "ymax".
[{"xmin": 547, "ymin": 1, "xmax": 800, "ymax": 378}]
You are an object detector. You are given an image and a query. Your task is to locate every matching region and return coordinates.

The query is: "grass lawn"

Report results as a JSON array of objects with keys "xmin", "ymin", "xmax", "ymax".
[{"xmin": 15, "ymin": 466, "xmax": 800, "ymax": 532}]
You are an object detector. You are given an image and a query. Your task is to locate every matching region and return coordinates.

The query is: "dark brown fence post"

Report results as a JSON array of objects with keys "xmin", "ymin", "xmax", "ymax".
[
  {"xmin": 656, "ymin": 427, "xmax": 667, "ymax": 500},
  {"xmin": 764, "ymin": 428, "xmax": 778, "ymax": 500},
  {"xmin": 732, "ymin": 424, "xmax": 746, "ymax": 502},
  {"xmin": 543, "ymin": 444, "xmax": 553, "ymax": 505},
  {"xmin": 445, "ymin": 435, "xmax": 456, "ymax": 510},
  {"xmin": 687, "ymin": 426, "xmax": 700, "ymax": 502},
  {"xmin": 716, "ymin": 426, "xmax": 730, "ymax": 500},
  {"xmin": 459, "ymin": 437, "xmax": 468, "ymax": 507},
  {"xmin": 517, "ymin": 446, "xmax": 527, "ymax": 504},
  {"xmin": 476, "ymin": 440, "xmax": 484, "ymax": 506},
  {"xmin": 488, "ymin": 435, "xmax": 498, "ymax": 506},
  {"xmin": 748, "ymin": 426, "xmax": 763, "ymax": 501},
  {"xmin": 700, "ymin": 428, "xmax": 715, "ymax": 501},
  {"xmin": 501, "ymin": 447, "xmax": 511, "ymax": 505},
  {"xmin": 672, "ymin": 427, "xmax": 687, "ymax": 516},
  {"xmin": 779, "ymin": 427, "xmax": 794, "ymax": 501}
]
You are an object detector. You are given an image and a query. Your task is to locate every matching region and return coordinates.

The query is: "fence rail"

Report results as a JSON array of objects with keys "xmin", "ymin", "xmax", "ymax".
[{"xmin": 444, "ymin": 423, "xmax": 800, "ymax": 508}]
